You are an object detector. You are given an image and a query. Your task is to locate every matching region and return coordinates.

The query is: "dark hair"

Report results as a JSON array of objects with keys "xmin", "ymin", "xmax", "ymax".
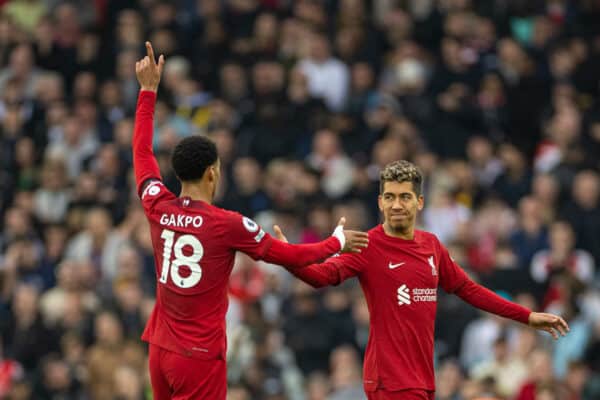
[
  {"xmin": 171, "ymin": 136, "xmax": 218, "ymax": 182},
  {"xmin": 379, "ymin": 160, "xmax": 423, "ymax": 196}
]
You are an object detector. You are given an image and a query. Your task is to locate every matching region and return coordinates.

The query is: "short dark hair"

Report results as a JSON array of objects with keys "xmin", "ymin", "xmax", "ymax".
[
  {"xmin": 379, "ymin": 160, "xmax": 423, "ymax": 196},
  {"xmin": 171, "ymin": 136, "xmax": 218, "ymax": 182}
]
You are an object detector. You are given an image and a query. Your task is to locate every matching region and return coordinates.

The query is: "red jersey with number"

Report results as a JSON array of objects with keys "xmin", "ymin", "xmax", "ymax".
[
  {"xmin": 132, "ymin": 90, "xmax": 344, "ymax": 359},
  {"xmin": 139, "ymin": 181, "xmax": 275, "ymax": 360},
  {"xmin": 133, "ymin": 91, "xmax": 342, "ymax": 361}
]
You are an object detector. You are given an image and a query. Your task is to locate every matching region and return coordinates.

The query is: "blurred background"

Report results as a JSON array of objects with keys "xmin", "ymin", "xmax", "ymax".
[{"xmin": 0, "ymin": 0, "xmax": 599, "ymax": 399}]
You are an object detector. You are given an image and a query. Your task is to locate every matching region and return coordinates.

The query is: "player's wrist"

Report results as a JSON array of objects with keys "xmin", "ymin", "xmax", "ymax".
[{"xmin": 332, "ymin": 225, "xmax": 345, "ymax": 251}]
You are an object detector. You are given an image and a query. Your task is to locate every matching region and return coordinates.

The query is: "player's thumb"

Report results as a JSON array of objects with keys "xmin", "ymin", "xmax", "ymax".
[
  {"xmin": 336, "ymin": 216, "xmax": 346, "ymax": 228},
  {"xmin": 273, "ymin": 225, "xmax": 288, "ymax": 242}
]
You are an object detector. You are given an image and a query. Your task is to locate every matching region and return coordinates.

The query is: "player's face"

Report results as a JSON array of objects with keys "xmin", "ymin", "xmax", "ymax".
[{"xmin": 378, "ymin": 181, "xmax": 424, "ymax": 233}]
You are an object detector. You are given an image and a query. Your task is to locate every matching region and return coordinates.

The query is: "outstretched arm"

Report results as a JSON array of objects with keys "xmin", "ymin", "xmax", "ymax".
[
  {"xmin": 226, "ymin": 214, "xmax": 367, "ymax": 273},
  {"xmin": 454, "ymin": 279, "xmax": 569, "ymax": 339},
  {"xmin": 284, "ymin": 258, "xmax": 353, "ymax": 288},
  {"xmin": 270, "ymin": 224, "xmax": 363, "ymax": 287},
  {"xmin": 133, "ymin": 41, "xmax": 165, "ymax": 195},
  {"xmin": 438, "ymin": 240, "xmax": 569, "ymax": 340},
  {"xmin": 262, "ymin": 237, "xmax": 342, "ymax": 272},
  {"xmin": 260, "ymin": 217, "xmax": 368, "ymax": 270}
]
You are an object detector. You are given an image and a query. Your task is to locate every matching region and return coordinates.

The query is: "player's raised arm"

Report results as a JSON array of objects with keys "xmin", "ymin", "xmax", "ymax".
[{"xmin": 132, "ymin": 41, "xmax": 166, "ymax": 195}]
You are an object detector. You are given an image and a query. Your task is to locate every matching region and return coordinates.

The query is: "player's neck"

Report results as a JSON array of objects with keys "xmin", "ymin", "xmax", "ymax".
[
  {"xmin": 180, "ymin": 184, "xmax": 213, "ymax": 204},
  {"xmin": 383, "ymin": 222, "xmax": 415, "ymax": 240}
]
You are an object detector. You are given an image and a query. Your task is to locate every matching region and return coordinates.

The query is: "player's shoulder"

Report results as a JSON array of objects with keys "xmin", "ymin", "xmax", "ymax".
[
  {"xmin": 212, "ymin": 208, "xmax": 267, "ymax": 245},
  {"xmin": 211, "ymin": 206, "xmax": 243, "ymax": 223},
  {"xmin": 140, "ymin": 180, "xmax": 177, "ymax": 209},
  {"xmin": 414, "ymin": 229, "xmax": 442, "ymax": 246},
  {"xmin": 140, "ymin": 179, "xmax": 175, "ymax": 199},
  {"xmin": 414, "ymin": 229, "xmax": 437, "ymax": 239},
  {"xmin": 209, "ymin": 206, "xmax": 257, "ymax": 229}
]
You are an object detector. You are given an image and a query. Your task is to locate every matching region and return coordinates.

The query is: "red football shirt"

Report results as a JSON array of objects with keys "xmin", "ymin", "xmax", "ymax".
[
  {"xmin": 133, "ymin": 90, "xmax": 342, "ymax": 361},
  {"xmin": 290, "ymin": 225, "xmax": 531, "ymax": 392},
  {"xmin": 139, "ymin": 181, "xmax": 277, "ymax": 359}
]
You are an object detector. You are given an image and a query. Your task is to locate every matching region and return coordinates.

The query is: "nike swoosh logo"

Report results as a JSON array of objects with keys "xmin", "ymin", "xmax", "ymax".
[{"xmin": 389, "ymin": 262, "xmax": 405, "ymax": 269}]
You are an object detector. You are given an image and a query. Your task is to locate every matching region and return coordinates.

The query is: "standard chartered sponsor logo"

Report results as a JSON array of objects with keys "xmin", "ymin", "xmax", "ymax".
[
  {"xmin": 397, "ymin": 284, "xmax": 411, "ymax": 305},
  {"xmin": 412, "ymin": 287, "xmax": 437, "ymax": 302},
  {"xmin": 397, "ymin": 284, "xmax": 437, "ymax": 306}
]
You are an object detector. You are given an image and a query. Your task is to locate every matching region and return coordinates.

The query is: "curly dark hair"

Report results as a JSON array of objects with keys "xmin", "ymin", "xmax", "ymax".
[
  {"xmin": 171, "ymin": 136, "xmax": 218, "ymax": 182},
  {"xmin": 379, "ymin": 160, "xmax": 423, "ymax": 196}
]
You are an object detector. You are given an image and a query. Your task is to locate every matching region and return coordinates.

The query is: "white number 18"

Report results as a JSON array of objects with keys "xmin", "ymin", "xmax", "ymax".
[{"xmin": 160, "ymin": 229, "xmax": 204, "ymax": 288}]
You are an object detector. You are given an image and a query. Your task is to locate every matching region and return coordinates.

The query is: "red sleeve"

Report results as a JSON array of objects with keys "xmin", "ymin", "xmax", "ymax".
[
  {"xmin": 285, "ymin": 252, "xmax": 363, "ymax": 288},
  {"xmin": 454, "ymin": 279, "xmax": 532, "ymax": 324},
  {"xmin": 261, "ymin": 236, "xmax": 341, "ymax": 270},
  {"xmin": 437, "ymin": 240, "xmax": 469, "ymax": 293},
  {"xmin": 224, "ymin": 212, "xmax": 342, "ymax": 269},
  {"xmin": 436, "ymin": 238, "xmax": 531, "ymax": 324},
  {"xmin": 225, "ymin": 213, "xmax": 274, "ymax": 259},
  {"xmin": 133, "ymin": 90, "xmax": 161, "ymax": 196},
  {"xmin": 140, "ymin": 180, "xmax": 176, "ymax": 214}
]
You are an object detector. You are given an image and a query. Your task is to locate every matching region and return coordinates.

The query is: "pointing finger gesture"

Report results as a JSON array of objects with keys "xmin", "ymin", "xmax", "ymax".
[{"xmin": 135, "ymin": 41, "xmax": 165, "ymax": 93}]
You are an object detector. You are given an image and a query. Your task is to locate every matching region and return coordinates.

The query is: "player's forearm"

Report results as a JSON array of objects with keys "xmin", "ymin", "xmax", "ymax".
[
  {"xmin": 133, "ymin": 90, "xmax": 161, "ymax": 194},
  {"xmin": 454, "ymin": 279, "xmax": 531, "ymax": 324},
  {"xmin": 262, "ymin": 237, "xmax": 341, "ymax": 271}
]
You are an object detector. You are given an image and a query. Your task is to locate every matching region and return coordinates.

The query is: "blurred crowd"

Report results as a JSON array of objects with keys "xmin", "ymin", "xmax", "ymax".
[{"xmin": 0, "ymin": 0, "xmax": 600, "ymax": 399}]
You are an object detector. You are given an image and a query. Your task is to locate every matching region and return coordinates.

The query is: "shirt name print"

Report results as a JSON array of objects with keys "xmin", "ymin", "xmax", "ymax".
[{"xmin": 160, "ymin": 213, "xmax": 204, "ymax": 228}]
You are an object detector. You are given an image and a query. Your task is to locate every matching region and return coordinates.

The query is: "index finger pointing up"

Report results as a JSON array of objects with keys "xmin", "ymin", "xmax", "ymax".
[{"xmin": 146, "ymin": 41, "xmax": 156, "ymax": 64}]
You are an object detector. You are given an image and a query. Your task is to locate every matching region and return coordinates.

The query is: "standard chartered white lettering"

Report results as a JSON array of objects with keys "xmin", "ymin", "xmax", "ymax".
[
  {"xmin": 412, "ymin": 288, "xmax": 437, "ymax": 295},
  {"xmin": 413, "ymin": 287, "xmax": 437, "ymax": 302},
  {"xmin": 160, "ymin": 213, "xmax": 203, "ymax": 228},
  {"xmin": 413, "ymin": 295, "xmax": 437, "ymax": 302}
]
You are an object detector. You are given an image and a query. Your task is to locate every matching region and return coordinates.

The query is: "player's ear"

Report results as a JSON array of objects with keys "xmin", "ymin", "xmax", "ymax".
[
  {"xmin": 207, "ymin": 165, "xmax": 216, "ymax": 182},
  {"xmin": 417, "ymin": 195, "xmax": 424, "ymax": 210},
  {"xmin": 378, "ymin": 195, "xmax": 384, "ymax": 212}
]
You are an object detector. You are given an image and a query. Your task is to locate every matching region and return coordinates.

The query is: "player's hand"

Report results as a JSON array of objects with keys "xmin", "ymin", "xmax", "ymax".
[
  {"xmin": 274, "ymin": 217, "xmax": 369, "ymax": 253},
  {"xmin": 332, "ymin": 217, "xmax": 369, "ymax": 253},
  {"xmin": 528, "ymin": 312, "xmax": 570, "ymax": 340},
  {"xmin": 135, "ymin": 41, "xmax": 165, "ymax": 93}
]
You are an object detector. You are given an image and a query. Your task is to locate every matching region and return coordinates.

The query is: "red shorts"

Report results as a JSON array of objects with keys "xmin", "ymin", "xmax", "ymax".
[
  {"xmin": 367, "ymin": 389, "xmax": 435, "ymax": 400},
  {"xmin": 148, "ymin": 344, "xmax": 226, "ymax": 400}
]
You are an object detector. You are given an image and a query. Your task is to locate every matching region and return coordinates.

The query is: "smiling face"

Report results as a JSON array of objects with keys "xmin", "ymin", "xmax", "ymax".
[
  {"xmin": 378, "ymin": 180, "xmax": 424, "ymax": 236},
  {"xmin": 377, "ymin": 160, "xmax": 424, "ymax": 238}
]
